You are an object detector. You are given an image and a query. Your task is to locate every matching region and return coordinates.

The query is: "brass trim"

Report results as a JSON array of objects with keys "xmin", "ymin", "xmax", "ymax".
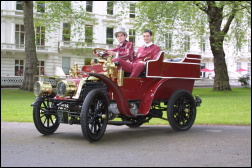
[
  {"xmin": 72, "ymin": 77, "xmax": 99, "ymax": 99},
  {"xmin": 117, "ymin": 68, "xmax": 124, "ymax": 86}
]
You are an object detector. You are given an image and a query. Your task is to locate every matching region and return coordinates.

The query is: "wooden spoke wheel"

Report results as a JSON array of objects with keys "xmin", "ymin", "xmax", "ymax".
[
  {"xmin": 167, "ymin": 89, "xmax": 196, "ymax": 131},
  {"xmin": 33, "ymin": 97, "xmax": 59, "ymax": 135},
  {"xmin": 81, "ymin": 89, "xmax": 108, "ymax": 142}
]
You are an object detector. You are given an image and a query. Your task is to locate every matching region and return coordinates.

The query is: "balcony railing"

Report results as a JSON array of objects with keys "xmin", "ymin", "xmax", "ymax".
[
  {"xmin": 1, "ymin": 43, "xmax": 52, "ymax": 52},
  {"xmin": 59, "ymin": 41, "xmax": 116, "ymax": 50}
]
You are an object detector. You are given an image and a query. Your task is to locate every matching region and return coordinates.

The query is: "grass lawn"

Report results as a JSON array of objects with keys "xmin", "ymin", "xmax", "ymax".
[
  {"xmin": 147, "ymin": 87, "xmax": 251, "ymax": 125},
  {"xmin": 1, "ymin": 89, "xmax": 35, "ymax": 122},
  {"xmin": 1, "ymin": 88, "xmax": 251, "ymax": 125}
]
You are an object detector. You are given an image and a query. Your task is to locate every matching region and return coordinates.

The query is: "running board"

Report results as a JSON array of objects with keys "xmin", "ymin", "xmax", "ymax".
[{"xmin": 108, "ymin": 121, "xmax": 133, "ymax": 125}]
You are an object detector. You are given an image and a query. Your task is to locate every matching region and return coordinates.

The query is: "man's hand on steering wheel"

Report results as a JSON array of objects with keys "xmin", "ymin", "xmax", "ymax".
[
  {"xmin": 93, "ymin": 48, "xmax": 109, "ymax": 58},
  {"xmin": 93, "ymin": 48, "xmax": 116, "ymax": 60},
  {"xmin": 93, "ymin": 51, "xmax": 100, "ymax": 57},
  {"xmin": 106, "ymin": 50, "xmax": 116, "ymax": 56}
]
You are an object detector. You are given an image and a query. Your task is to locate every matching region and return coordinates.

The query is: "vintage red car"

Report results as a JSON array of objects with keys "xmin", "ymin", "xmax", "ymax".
[{"xmin": 31, "ymin": 48, "xmax": 202, "ymax": 142}]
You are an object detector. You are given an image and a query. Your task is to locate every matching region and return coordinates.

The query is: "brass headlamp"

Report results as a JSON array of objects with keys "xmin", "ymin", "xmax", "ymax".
[
  {"xmin": 57, "ymin": 80, "xmax": 77, "ymax": 97},
  {"xmin": 33, "ymin": 81, "xmax": 52, "ymax": 97}
]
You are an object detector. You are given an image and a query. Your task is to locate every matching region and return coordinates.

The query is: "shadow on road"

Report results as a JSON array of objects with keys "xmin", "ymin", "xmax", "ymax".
[{"xmin": 40, "ymin": 125, "xmax": 202, "ymax": 144}]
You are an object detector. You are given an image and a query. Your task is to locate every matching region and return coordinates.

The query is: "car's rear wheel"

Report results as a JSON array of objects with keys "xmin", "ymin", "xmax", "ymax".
[
  {"xmin": 167, "ymin": 89, "xmax": 196, "ymax": 131},
  {"xmin": 33, "ymin": 97, "xmax": 59, "ymax": 135},
  {"xmin": 81, "ymin": 89, "xmax": 108, "ymax": 142}
]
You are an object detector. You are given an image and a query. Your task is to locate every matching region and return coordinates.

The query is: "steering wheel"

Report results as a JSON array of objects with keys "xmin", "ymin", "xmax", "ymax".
[
  {"xmin": 93, "ymin": 48, "xmax": 109, "ymax": 59},
  {"xmin": 93, "ymin": 48, "xmax": 116, "ymax": 74}
]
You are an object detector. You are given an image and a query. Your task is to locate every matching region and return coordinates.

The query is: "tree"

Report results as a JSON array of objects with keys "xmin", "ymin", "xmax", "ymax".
[
  {"xmin": 20, "ymin": 1, "xmax": 97, "ymax": 91},
  {"xmin": 129, "ymin": 1, "xmax": 251, "ymax": 91},
  {"xmin": 195, "ymin": 1, "xmax": 250, "ymax": 91},
  {"xmin": 20, "ymin": 1, "xmax": 38, "ymax": 91}
]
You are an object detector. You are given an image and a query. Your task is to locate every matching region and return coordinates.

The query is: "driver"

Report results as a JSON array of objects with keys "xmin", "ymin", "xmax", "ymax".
[
  {"xmin": 94, "ymin": 27, "xmax": 134, "ymax": 62},
  {"xmin": 106, "ymin": 27, "xmax": 134, "ymax": 62}
]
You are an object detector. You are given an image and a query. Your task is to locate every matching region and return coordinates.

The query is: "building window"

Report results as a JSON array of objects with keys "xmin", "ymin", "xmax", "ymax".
[
  {"xmin": 107, "ymin": 1, "xmax": 114, "ymax": 15},
  {"xmin": 86, "ymin": 1, "xmax": 93, "ymax": 12},
  {"xmin": 106, "ymin": 27, "xmax": 113, "ymax": 44},
  {"xmin": 236, "ymin": 43, "xmax": 241, "ymax": 52},
  {"xmin": 36, "ymin": 26, "xmax": 45, "ymax": 46},
  {"xmin": 37, "ymin": 2, "xmax": 45, "ymax": 13},
  {"xmin": 129, "ymin": 3, "xmax": 136, "ymax": 18},
  {"xmin": 16, "ymin": 1, "xmax": 23, "ymax": 10},
  {"xmin": 62, "ymin": 57, "xmax": 70, "ymax": 75},
  {"xmin": 85, "ymin": 25, "xmax": 93, "ymax": 44},
  {"xmin": 200, "ymin": 63, "xmax": 206, "ymax": 78},
  {"xmin": 15, "ymin": 24, "xmax": 25, "ymax": 49},
  {"xmin": 37, "ymin": 61, "xmax": 45, "ymax": 75},
  {"xmin": 129, "ymin": 29, "xmax": 135, "ymax": 45},
  {"xmin": 15, "ymin": 60, "xmax": 24, "ymax": 76},
  {"xmin": 165, "ymin": 33, "xmax": 172, "ymax": 50},
  {"xmin": 237, "ymin": 62, "xmax": 241, "ymax": 73},
  {"xmin": 184, "ymin": 12, "xmax": 191, "ymax": 24},
  {"xmin": 248, "ymin": 63, "xmax": 251, "ymax": 75},
  {"xmin": 201, "ymin": 36, "xmax": 206, "ymax": 52},
  {"xmin": 62, "ymin": 23, "xmax": 71, "ymax": 43},
  {"xmin": 248, "ymin": 38, "xmax": 251, "ymax": 53},
  {"xmin": 184, "ymin": 35, "xmax": 190, "ymax": 52}
]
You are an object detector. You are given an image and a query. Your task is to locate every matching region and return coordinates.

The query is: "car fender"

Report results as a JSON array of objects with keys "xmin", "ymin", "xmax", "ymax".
[
  {"xmin": 138, "ymin": 78, "xmax": 169, "ymax": 115},
  {"xmin": 88, "ymin": 73, "xmax": 133, "ymax": 116}
]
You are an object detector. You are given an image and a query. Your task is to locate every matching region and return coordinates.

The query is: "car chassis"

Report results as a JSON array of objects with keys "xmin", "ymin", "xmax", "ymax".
[{"xmin": 31, "ymin": 48, "xmax": 202, "ymax": 142}]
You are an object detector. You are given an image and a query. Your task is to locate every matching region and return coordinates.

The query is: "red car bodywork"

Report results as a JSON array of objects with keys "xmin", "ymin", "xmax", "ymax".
[
  {"xmin": 53, "ymin": 51, "xmax": 201, "ymax": 116},
  {"xmin": 32, "ymin": 50, "xmax": 202, "ymax": 142}
]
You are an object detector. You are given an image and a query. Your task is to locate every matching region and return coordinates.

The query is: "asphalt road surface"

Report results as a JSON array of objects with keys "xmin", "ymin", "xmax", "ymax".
[{"xmin": 1, "ymin": 122, "xmax": 251, "ymax": 167}]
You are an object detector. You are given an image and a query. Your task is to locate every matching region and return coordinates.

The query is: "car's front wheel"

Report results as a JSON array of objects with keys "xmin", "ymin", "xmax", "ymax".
[
  {"xmin": 80, "ymin": 89, "xmax": 108, "ymax": 142},
  {"xmin": 33, "ymin": 97, "xmax": 59, "ymax": 135}
]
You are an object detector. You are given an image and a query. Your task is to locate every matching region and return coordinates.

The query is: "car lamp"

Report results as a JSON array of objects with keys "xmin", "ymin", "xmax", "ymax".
[
  {"xmin": 33, "ymin": 81, "xmax": 52, "ymax": 97},
  {"xmin": 57, "ymin": 80, "xmax": 77, "ymax": 97}
]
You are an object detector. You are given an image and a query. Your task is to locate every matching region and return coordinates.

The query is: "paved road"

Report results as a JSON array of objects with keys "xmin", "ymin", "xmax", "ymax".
[{"xmin": 1, "ymin": 122, "xmax": 251, "ymax": 167}]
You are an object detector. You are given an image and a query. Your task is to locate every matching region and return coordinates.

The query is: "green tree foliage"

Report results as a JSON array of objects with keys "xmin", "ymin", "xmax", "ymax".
[
  {"xmin": 34, "ymin": 1, "xmax": 97, "ymax": 53},
  {"xmin": 125, "ymin": 1, "xmax": 251, "ymax": 91}
]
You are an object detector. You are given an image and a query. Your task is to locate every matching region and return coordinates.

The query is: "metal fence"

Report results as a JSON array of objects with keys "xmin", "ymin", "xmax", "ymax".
[{"xmin": 1, "ymin": 76, "xmax": 57, "ymax": 87}]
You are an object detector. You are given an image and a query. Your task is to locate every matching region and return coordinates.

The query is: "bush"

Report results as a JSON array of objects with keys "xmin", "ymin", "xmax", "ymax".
[{"xmin": 238, "ymin": 76, "xmax": 250, "ymax": 87}]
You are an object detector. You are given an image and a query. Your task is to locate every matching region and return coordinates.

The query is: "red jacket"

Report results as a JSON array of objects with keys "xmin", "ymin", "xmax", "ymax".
[
  {"xmin": 110, "ymin": 40, "xmax": 134, "ymax": 62},
  {"xmin": 134, "ymin": 44, "xmax": 160, "ymax": 63}
]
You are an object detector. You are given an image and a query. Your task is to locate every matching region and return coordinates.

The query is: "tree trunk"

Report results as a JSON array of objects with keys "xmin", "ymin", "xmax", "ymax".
[
  {"xmin": 210, "ymin": 40, "xmax": 231, "ymax": 91},
  {"xmin": 207, "ymin": 2, "xmax": 231, "ymax": 91},
  {"xmin": 20, "ymin": 1, "xmax": 38, "ymax": 91}
]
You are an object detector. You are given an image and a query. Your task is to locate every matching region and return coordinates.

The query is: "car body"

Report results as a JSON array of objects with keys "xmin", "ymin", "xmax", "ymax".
[{"xmin": 31, "ymin": 49, "xmax": 202, "ymax": 142}]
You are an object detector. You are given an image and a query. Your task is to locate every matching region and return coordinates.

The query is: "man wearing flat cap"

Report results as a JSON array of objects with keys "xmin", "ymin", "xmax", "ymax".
[{"xmin": 105, "ymin": 27, "xmax": 135, "ymax": 62}]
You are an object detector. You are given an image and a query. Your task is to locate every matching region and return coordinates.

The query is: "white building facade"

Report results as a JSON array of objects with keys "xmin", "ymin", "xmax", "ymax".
[{"xmin": 1, "ymin": 1, "xmax": 251, "ymax": 86}]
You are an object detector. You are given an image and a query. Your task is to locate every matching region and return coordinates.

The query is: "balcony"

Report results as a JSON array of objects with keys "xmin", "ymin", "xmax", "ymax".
[
  {"xmin": 1, "ymin": 43, "xmax": 53, "ymax": 53},
  {"xmin": 101, "ymin": 14, "xmax": 117, "ymax": 23},
  {"xmin": 59, "ymin": 41, "xmax": 116, "ymax": 50}
]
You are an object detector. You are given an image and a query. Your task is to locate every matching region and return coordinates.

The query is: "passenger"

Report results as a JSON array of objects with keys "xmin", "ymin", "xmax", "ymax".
[{"xmin": 113, "ymin": 29, "xmax": 160, "ymax": 77}]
